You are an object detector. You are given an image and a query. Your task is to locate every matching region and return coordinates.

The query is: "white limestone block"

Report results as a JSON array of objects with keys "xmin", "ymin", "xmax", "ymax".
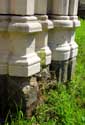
[
  {"xmin": 69, "ymin": 0, "xmax": 79, "ymax": 16},
  {"xmin": 8, "ymin": 16, "xmax": 42, "ymax": 77},
  {"xmin": 52, "ymin": 0, "xmax": 69, "ymax": 15},
  {"xmin": 9, "ymin": 16, "xmax": 42, "ymax": 33},
  {"xmin": 35, "ymin": 0, "xmax": 47, "ymax": 14},
  {"xmin": 0, "ymin": 0, "xmax": 9, "ymax": 14},
  {"xmin": 0, "ymin": 16, "xmax": 9, "ymax": 74},
  {"xmin": 10, "ymin": 0, "xmax": 35, "ymax": 15}
]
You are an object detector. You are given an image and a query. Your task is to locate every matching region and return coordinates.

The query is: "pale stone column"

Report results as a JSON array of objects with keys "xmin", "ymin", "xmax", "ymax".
[
  {"xmin": 0, "ymin": 0, "xmax": 9, "ymax": 14},
  {"xmin": 48, "ymin": 0, "xmax": 70, "ymax": 20},
  {"xmin": 35, "ymin": 0, "xmax": 52, "ymax": 67},
  {"xmin": 35, "ymin": 0, "xmax": 47, "ymax": 14},
  {"xmin": 48, "ymin": 0, "xmax": 80, "ymax": 82},
  {"xmin": 47, "ymin": 0, "xmax": 70, "ymax": 82},
  {"xmin": 10, "ymin": 0, "xmax": 35, "ymax": 15},
  {"xmin": 67, "ymin": 0, "xmax": 80, "ymax": 80},
  {"xmin": 8, "ymin": 16, "xmax": 42, "ymax": 77},
  {"xmin": 8, "ymin": 0, "xmax": 42, "ymax": 77},
  {"xmin": 48, "ymin": 20, "xmax": 73, "ymax": 82},
  {"xmin": 35, "ymin": 16, "xmax": 53, "ymax": 67},
  {"xmin": 47, "ymin": 0, "xmax": 52, "ymax": 14},
  {"xmin": 6, "ymin": 0, "xmax": 42, "ymax": 118},
  {"xmin": 0, "ymin": 16, "xmax": 9, "ymax": 74},
  {"xmin": 51, "ymin": 0, "xmax": 69, "ymax": 16},
  {"xmin": 69, "ymin": 0, "xmax": 79, "ymax": 16},
  {"xmin": 68, "ymin": 20, "xmax": 80, "ymax": 59},
  {"xmin": 67, "ymin": 20, "xmax": 80, "ymax": 80}
]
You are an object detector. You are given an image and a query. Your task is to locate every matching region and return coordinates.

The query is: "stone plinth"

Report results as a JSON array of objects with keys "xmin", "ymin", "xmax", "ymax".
[
  {"xmin": 49, "ymin": 20, "xmax": 73, "ymax": 82},
  {"xmin": 10, "ymin": 0, "xmax": 35, "ymax": 15},
  {"xmin": 0, "ymin": 16, "xmax": 9, "ymax": 74},
  {"xmin": 8, "ymin": 16, "xmax": 42, "ymax": 77},
  {"xmin": 35, "ymin": 0, "xmax": 52, "ymax": 67},
  {"xmin": 35, "ymin": 16, "xmax": 53, "ymax": 67},
  {"xmin": 47, "ymin": 0, "xmax": 52, "ymax": 14}
]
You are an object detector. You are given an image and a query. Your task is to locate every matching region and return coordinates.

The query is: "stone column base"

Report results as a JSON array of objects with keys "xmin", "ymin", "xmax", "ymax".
[
  {"xmin": 50, "ymin": 60, "xmax": 69, "ymax": 83},
  {"xmin": 8, "ymin": 53, "xmax": 40, "ymax": 77},
  {"xmin": 50, "ymin": 57, "xmax": 77, "ymax": 83},
  {"xmin": 67, "ymin": 57, "xmax": 77, "ymax": 81},
  {"xmin": 8, "ymin": 16, "xmax": 42, "ymax": 77}
]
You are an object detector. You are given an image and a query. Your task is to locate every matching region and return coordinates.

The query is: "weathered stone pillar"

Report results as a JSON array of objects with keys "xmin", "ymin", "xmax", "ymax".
[
  {"xmin": 0, "ymin": 0, "xmax": 80, "ymax": 119},
  {"xmin": 10, "ymin": 0, "xmax": 35, "ymax": 15},
  {"xmin": 48, "ymin": 20, "xmax": 72, "ymax": 82},
  {"xmin": 0, "ymin": 1, "xmax": 10, "ymax": 74},
  {"xmin": 0, "ymin": 16, "xmax": 9, "ymax": 74},
  {"xmin": 69, "ymin": 0, "xmax": 79, "ymax": 16},
  {"xmin": 67, "ymin": 0, "xmax": 80, "ymax": 80},
  {"xmin": 67, "ymin": 22, "xmax": 80, "ymax": 80},
  {"xmin": 48, "ymin": 0, "xmax": 70, "ymax": 20},
  {"xmin": 35, "ymin": 16, "xmax": 53, "ymax": 68},
  {"xmin": 47, "ymin": 0, "xmax": 52, "ymax": 14},
  {"xmin": 6, "ymin": 0, "xmax": 42, "ymax": 118},
  {"xmin": 52, "ymin": 0, "xmax": 69, "ymax": 16},
  {"xmin": 8, "ymin": 16, "xmax": 41, "ymax": 77},
  {"xmin": 35, "ymin": 0, "xmax": 47, "ymax": 14},
  {"xmin": 48, "ymin": 0, "xmax": 80, "ymax": 82},
  {"xmin": 35, "ymin": 0, "xmax": 52, "ymax": 68},
  {"xmin": 0, "ymin": 0, "xmax": 9, "ymax": 14},
  {"xmin": 48, "ymin": 0, "xmax": 70, "ymax": 82}
]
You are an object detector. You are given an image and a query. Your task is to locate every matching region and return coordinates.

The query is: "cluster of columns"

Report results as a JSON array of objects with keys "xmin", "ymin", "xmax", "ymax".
[
  {"xmin": 0, "ymin": 0, "xmax": 80, "ymax": 82},
  {"xmin": 48, "ymin": 0, "xmax": 80, "ymax": 82}
]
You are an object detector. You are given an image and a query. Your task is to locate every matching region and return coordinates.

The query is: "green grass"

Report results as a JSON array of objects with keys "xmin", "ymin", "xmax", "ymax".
[{"xmin": 5, "ymin": 19, "xmax": 85, "ymax": 125}]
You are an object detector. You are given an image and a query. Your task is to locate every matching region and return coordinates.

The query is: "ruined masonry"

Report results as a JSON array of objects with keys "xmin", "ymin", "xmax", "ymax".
[{"xmin": 0, "ymin": 0, "xmax": 80, "ymax": 118}]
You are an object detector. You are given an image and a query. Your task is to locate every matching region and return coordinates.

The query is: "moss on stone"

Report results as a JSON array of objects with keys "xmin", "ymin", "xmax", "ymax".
[{"xmin": 37, "ymin": 50, "xmax": 46, "ymax": 69}]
